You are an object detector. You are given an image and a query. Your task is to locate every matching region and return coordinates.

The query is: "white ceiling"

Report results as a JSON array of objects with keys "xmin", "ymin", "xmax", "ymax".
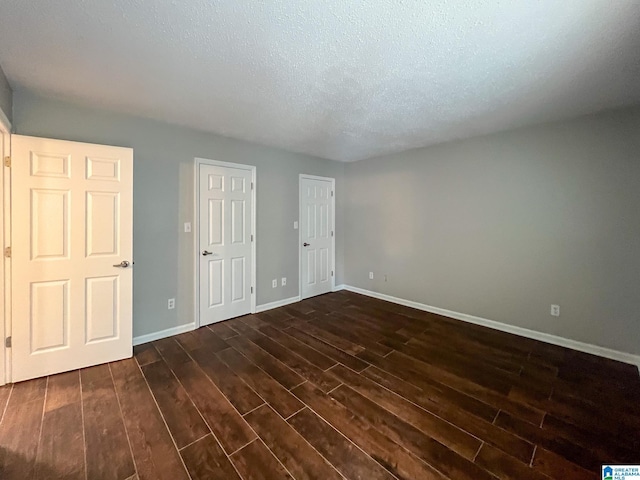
[{"xmin": 1, "ymin": 1, "xmax": 639, "ymax": 162}]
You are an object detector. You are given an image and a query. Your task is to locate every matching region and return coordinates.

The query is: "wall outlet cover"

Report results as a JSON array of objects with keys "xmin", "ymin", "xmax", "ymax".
[
  {"xmin": 281, "ymin": 277, "xmax": 287, "ymax": 286},
  {"xmin": 168, "ymin": 298, "xmax": 176, "ymax": 310},
  {"xmin": 272, "ymin": 279, "xmax": 278, "ymax": 288}
]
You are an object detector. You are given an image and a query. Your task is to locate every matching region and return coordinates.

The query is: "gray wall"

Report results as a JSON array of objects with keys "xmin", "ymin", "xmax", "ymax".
[
  {"xmin": 0, "ymin": 64, "xmax": 11, "ymax": 123},
  {"xmin": 13, "ymin": 90, "xmax": 345, "ymax": 338},
  {"xmin": 345, "ymin": 107, "xmax": 640, "ymax": 355}
]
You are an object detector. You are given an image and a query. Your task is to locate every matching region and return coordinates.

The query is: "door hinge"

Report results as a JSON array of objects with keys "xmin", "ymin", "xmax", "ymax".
[
  {"xmin": 3, "ymin": 246, "xmax": 10, "ymax": 258},
  {"xmin": 331, "ymin": 190, "xmax": 334, "ymax": 197},
  {"xmin": 3, "ymin": 156, "xmax": 10, "ymax": 168},
  {"xmin": 251, "ymin": 286, "xmax": 253, "ymax": 294},
  {"xmin": 251, "ymin": 182, "xmax": 254, "ymax": 190},
  {"xmin": 251, "ymin": 234, "xmax": 254, "ymax": 242},
  {"xmin": 5, "ymin": 337, "xmax": 11, "ymax": 348},
  {"xmin": 331, "ymin": 270, "xmax": 334, "ymax": 277},
  {"xmin": 331, "ymin": 231, "xmax": 334, "ymax": 237}
]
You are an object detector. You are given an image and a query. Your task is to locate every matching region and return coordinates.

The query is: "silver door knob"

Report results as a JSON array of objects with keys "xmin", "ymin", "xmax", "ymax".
[
  {"xmin": 202, "ymin": 250, "xmax": 213, "ymax": 256},
  {"xmin": 113, "ymin": 260, "xmax": 130, "ymax": 268}
]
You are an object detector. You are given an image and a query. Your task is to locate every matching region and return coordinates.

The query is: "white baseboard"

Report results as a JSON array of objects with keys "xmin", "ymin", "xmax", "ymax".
[
  {"xmin": 332, "ymin": 284, "xmax": 346, "ymax": 292},
  {"xmin": 256, "ymin": 295, "xmax": 301, "ymax": 313},
  {"xmin": 343, "ymin": 285, "xmax": 640, "ymax": 370},
  {"xmin": 133, "ymin": 322, "xmax": 195, "ymax": 346}
]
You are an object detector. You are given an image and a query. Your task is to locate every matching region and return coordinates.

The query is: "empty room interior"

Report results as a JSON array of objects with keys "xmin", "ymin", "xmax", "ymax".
[{"xmin": 0, "ymin": 1, "xmax": 639, "ymax": 480}]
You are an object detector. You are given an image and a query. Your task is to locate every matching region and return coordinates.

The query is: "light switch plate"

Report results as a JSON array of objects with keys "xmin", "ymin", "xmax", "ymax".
[
  {"xmin": 294, "ymin": 221, "xmax": 299, "ymax": 230},
  {"xmin": 184, "ymin": 222, "xmax": 191, "ymax": 233}
]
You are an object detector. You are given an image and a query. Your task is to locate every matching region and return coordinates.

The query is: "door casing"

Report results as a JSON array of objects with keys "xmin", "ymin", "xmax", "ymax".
[
  {"xmin": 299, "ymin": 174, "xmax": 336, "ymax": 300},
  {"xmin": 0, "ymin": 112, "xmax": 10, "ymax": 385},
  {"xmin": 194, "ymin": 157, "xmax": 256, "ymax": 327}
]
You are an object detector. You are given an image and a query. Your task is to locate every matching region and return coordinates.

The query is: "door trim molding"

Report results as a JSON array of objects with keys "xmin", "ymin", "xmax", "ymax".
[
  {"xmin": 0, "ymin": 124, "xmax": 9, "ymax": 386},
  {"xmin": 299, "ymin": 174, "xmax": 336, "ymax": 301},
  {"xmin": 194, "ymin": 158, "xmax": 257, "ymax": 328}
]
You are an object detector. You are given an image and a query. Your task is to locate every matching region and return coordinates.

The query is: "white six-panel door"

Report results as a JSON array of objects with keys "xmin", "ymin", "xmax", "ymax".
[
  {"xmin": 300, "ymin": 175, "xmax": 334, "ymax": 299},
  {"xmin": 198, "ymin": 161, "xmax": 254, "ymax": 325},
  {"xmin": 11, "ymin": 135, "xmax": 133, "ymax": 382}
]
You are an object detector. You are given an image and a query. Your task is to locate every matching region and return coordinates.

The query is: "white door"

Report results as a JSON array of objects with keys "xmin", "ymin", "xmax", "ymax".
[
  {"xmin": 198, "ymin": 162, "xmax": 254, "ymax": 325},
  {"xmin": 11, "ymin": 135, "xmax": 133, "ymax": 382},
  {"xmin": 300, "ymin": 175, "xmax": 334, "ymax": 299}
]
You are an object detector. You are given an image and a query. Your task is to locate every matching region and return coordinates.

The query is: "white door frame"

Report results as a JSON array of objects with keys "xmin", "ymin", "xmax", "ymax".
[
  {"xmin": 0, "ymin": 110, "xmax": 10, "ymax": 386},
  {"xmin": 298, "ymin": 174, "xmax": 336, "ymax": 300},
  {"xmin": 194, "ymin": 158, "xmax": 256, "ymax": 327}
]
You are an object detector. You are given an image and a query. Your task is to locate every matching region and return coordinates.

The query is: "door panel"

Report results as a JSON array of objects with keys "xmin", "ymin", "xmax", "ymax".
[
  {"xmin": 199, "ymin": 163, "xmax": 253, "ymax": 325},
  {"xmin": 300, "ymin": 176, "xmax": 334, "ymax": 299},
  {"xmin": 30, "ymin": 280, "xmax": 69, "ymax": 352},
  {"xmin": 85, "ymin": 275, "xmax": 119, "ymax": 342},
  {"xmin": 86, "ymin": 191, "xmax": 119, "ymax": 256},
  {"xmin": 11, "ymin": 135, "xmax": 133, "ymax": 382}
]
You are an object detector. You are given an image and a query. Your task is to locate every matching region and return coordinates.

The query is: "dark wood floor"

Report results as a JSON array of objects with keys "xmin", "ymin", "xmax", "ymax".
[{"xmin": 1, "ymin": 291, "xmax": 639, "ymax": 479}]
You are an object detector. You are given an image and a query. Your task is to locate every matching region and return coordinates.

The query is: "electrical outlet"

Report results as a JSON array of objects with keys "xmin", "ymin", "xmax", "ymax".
[
  {"xmin": 369, "ymin": 271, "xmax": 374, "ymax": 280},
  {"xmin": 272, "ymin": 279, "xmax": 277, "ymax": 288},
  {"xmin": 168, "ymin": 298, "xmax": 175, "ymax": 310},
  {"xmin": 293, "ymin": 221, "xmax": 299, "ymax": 230},
  {"xmin": 550, "ymin": 304, "xmax": 560, "ymax": 317},
  {"xmin": 281, "ymin": 277, "xmax": 287, "ymax": 286}
]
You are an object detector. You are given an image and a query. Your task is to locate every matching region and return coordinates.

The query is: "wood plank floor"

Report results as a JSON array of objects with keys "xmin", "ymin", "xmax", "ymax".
[{"xmin": 1, "ymin": 290, "xmax": 639, "ymax": 479}]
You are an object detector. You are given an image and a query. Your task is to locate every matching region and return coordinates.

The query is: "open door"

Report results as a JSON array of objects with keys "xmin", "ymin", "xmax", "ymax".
[{"xmin": 10, "ymin": 135, "xmax": 133, "ymax": 382}]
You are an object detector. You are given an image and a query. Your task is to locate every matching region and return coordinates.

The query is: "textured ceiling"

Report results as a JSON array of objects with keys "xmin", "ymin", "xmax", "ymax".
[{"xmin": 1, "ymin": 1, "xmax": 639, "ymax": 162}]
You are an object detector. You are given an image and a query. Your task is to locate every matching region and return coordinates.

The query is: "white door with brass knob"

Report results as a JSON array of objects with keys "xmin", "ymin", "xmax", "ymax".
[
  {"xmin": 197, "ymin": 159, "xmax": 255, "ymax": 326},
  {"xmin": 10, "ymin": 135, "xmax": 133, "ymax": 382}
]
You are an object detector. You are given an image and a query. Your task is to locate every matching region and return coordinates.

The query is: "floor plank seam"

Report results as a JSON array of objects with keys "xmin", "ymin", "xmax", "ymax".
[
  {"xmin": 277, "ymin": 406, "xmax": 351, "ymax": 480},
  {"xmin": 539, "ymin": 412, "xmax": 546, "ymax": 428},
  {"xmin": 284, "ymin": 405, "xmax": 307, "ymax": 421},
  {"xmin": 294, "ymin": 399, "xmax": 405, "ymax": 480},
  {"xmin": 226, "ymin": 437, "xmax": 258, "ymax": 457},
  {"xmin": 0, "ymin": 383, "xmax": 13, "ymax": 425},
  {"xmin": 492, "ymin": 409, "xmax": 501, "ymax": 424},
  {"xmin": 33, "ymin": 376, "xmax": 49, "ymax": 478},
  {"xmin": 288, "ymin": 379, "xmax": 308, "ymax": 392},
  {"xmin": 246, "ymin": 437, "xmax": 298, "ymax": 480},
  {"xmin": 529, "ymin": 444, "xmax": 538, "ymax": 467},
  {"xmin": 180, "ymin": 339, "xmax": 274, "ymax": 418},
  {"xmin": 108, "ymin": 364, "xmax": 141, "ymax": 480},
  {"xmin": 132, "ymin": 358, "xmax": 195, "ymax": 478},
  {"xmin": 241, "ymin": 402, "xmax": 267, "ymax": 418},
  {"xmin": 324, "ymin": 382, "xmax": 343, "ymax": 395},
  {"xmin": 177, "ymin": 433, "xmax": 210, "ymax": 452},
  {"xmin": 333, "ymin": 365, "xmax": 493, "ymax": 462},
  {"xmin": 472, "ymin": 441, "xmax": 483, "ymax": 462},
  {"xmin": 79, "ymin": 371, "xmax": 88, "ymax": 480}
]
